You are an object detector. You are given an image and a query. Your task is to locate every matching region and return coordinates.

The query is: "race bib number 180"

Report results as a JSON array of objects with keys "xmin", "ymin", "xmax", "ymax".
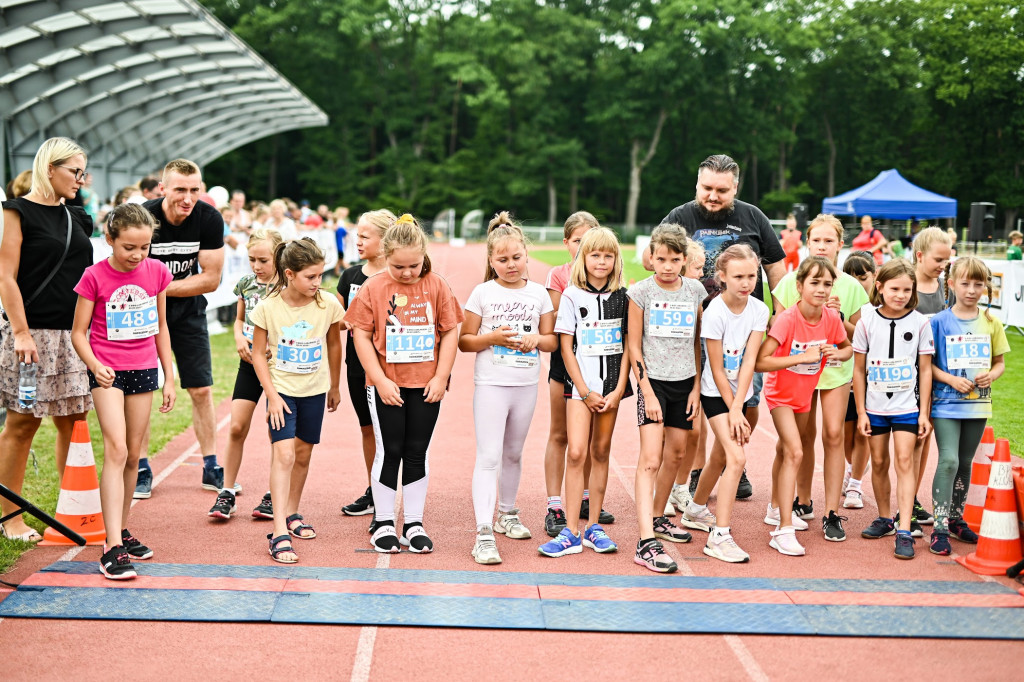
[
  {"xmin": 386, "ymin": 324, "xmax": 435, "ymax": 363},
  {"xmin": 945, "ymin": 333, "xmax": 990, "ymax": 370},
  {"xmin": 106, "ymin": 298, "xmax": 158, "ymax": 341}
]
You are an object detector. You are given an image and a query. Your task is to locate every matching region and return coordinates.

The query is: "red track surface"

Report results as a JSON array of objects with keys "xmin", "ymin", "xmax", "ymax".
[{"xmin": 0, "ymin": 243, "xmax": 1019, "ymax": 681}]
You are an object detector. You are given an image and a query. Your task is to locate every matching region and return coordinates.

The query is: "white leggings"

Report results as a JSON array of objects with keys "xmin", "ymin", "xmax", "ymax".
[{"xmin": 472, "ymin": 384, "xmax": 538, "ymax": 528}]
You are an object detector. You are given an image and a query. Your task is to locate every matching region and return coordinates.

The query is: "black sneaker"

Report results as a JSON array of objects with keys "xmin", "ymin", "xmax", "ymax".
[
  {"xmin": 545, "ymin": 508, "xmax": 567, "ymax": 537},
  {"xmin": 371, "ymin": 521, "xmax": 401, "ymax": 553},
  {"xmin": 252, "ymin": 491, "xmax": 273, "ymax": 520},
  {"xmin": 402, "ymin": 522, "xmax": 433, "ymax": 553},
  {"xmin": 688, "ymin": 468, "xmax": 702, "ymax": 496},
  {"xmin": 822, "ymin": 511, "xmax": 847, "ymax": 542},
  {"xmin": 368, "ymin": 517, "xmax": 378, "ymax": 534},
  {"xmin": 862, "ymin": 517, "xmax": 896, "ymax": 539},
  {"xmin": 133, "ymin": 468, "xmax": 153, "ymax": 500},
  {"xmin": 894, "ymin": 512, "xmax": 924, "ymax": 538},
  {"xmin": 120, "ymin": 529, "xmax": 153, "ymax": 560},
  {"xmin": 201, "ymin": 465, "xmax": 224, "ymax": 492},
  {"xmin": 735, "ymin": 468, "xmax": 753, "ymax": 499},
  {"xmin": 913, "ymin": 498, "xmax": 934, "ymax": 525},
  {"xmin": 342, "ymin": 487, "xmax": 375, "ymax": 516},
  {"xmin": 208, "ymin": 490, "xmax": 236, "ymax": 519},
  {"xmin": 793, "ymin": 498, "xmax": 814, "ymax": 520},
  {"xmin": 894, "ymin": 533, "xmax": 915, "ymax": 560},
  {"xmin": 99, "ymin": 545, "xmax": 137, "ymax": 580},
  {"xmin": 579, "ymin": 499, "xmax": 615, "ymax": 524}
]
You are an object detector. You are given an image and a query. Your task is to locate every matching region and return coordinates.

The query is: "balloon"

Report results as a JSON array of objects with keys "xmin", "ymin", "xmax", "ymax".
[{"xmin": 207, "ymin": 185, "xmax": 229, "ymax": 209}]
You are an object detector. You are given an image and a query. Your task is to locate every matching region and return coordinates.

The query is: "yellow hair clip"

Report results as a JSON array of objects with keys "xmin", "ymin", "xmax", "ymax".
[{"xmin": 395, "ymin": 214, "xmax": 416, "ymax": 225}]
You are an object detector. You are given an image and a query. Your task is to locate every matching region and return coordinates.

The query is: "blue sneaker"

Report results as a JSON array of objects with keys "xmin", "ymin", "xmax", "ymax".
[
  {"xmin": 201, "ymin": 465, "xmax": 224, "ymax": 492},
  {"xmin": 947, "ymin": 518, "xmax": 979, "ymax": 544},
  {"xmin": 894, "ymin": 532, "xmax": 915, "ymax": 560},
  {"xmin": 582, "ymin": 523, "xmax": 618, "ymax": 553},
  {"xmin": 861, "ymin": 517, "xmax": 895, "ymax": 539},
  {"xmin": 538, "ymin": 527, "xmax": 582, "ymax": 557},
  {"xmin": 929, "ymin": 531, "xmax": 951, "ymax": 556},
  {"xmin": 133, "ymin": 468, "xmax": 152, "ymax": 500}
]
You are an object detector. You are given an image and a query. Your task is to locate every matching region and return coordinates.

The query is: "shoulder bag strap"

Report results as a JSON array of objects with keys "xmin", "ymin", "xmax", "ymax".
[{"xmin": 22, "ymin": 206, "xmax": 74, "ymax": 310}]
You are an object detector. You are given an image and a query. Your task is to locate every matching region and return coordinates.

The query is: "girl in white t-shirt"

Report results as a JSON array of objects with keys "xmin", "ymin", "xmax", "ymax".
[{"xmin": 460, "ymin": 215, "xmax": 557, "ymax": 565}]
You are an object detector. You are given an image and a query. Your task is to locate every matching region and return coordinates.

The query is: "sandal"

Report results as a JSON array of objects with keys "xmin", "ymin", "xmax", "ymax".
[
  {"xmin": 286, "ymin": 513, "xmax": 316, "ymax": 539},
  {"xmin": 0, "ymin": 523, "xmax": 43, "ymax": 543},
  {"xmin": 268, "ymin": 533, "xmax": 298, "ymax": 564}
]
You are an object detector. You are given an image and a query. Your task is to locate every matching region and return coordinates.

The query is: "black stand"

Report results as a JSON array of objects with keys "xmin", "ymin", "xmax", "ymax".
[{"xmin": 0, "ymin": 483, "xmax": 85, "ymax": 545}]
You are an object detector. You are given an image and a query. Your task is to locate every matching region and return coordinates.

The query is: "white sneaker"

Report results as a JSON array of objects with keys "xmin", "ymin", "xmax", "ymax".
[
  {"xmin": 669, "ymin": 485, "xmax": 692, "ymax": 511},
  {"xmin": 472, "ymin": 531, "xmax": 502, "ymax": 565},
  {"xmin": 763, "ymin": 503, "xmax": 809, "ymax": 531},
  {"xmin": 681, "ymin": 504, "xmax": 717, "ymax": 532},
  {"xmin": 842, "ymin": 488, "xmax": 864, "ymax": 509},
  {"xmin": 842, "ymin": 464, "xmax": 852, "ymax": 496},
  {"xmin": 494, "ymin": 509, "xmax": 532, "ymax": 539},
  {"xmin": 664, "ymin": 499, "xmax": 676, "ymax": 517},
  {"xmin": 769, "ymin": 527, "xmax": 806, "ymax": 556},
  {"xmin": 704, "ymin": 532, "xmax": 750, "ymax": 563}
]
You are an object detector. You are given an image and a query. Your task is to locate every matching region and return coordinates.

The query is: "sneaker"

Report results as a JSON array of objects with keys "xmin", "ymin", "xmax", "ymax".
[
  {"xmin": 663, "ymin": 499, "xmax": 676, "ymax": 517},
  {"xmin": 653, "ymin": 516, "xmax": 692, "ymax": 544},
  {"xmin": 688, "ymin": 468, "xmax": 701, "ymax": 496},
  {"xmin": 913, "ymin": 498, "xmax": 934, "ymax": 525},
  {"xmin": 704, "ymin": 532, "xmax": 751, "ymax": 563},
  {"xmin": 948, "ymin": 518, "xmax": 979, "ymax": 544},
  {"xmin": 471, "ymin": 529, "xmax": 502, "ymax": 565},
  {"xmin": 769, "ymin": 527, "xmax": 806, "ymax": 556},
  {"xmin": 252, "ymin": 491, "xmax": 273, "ymax": 519},
  {"xmin": 133, "ymin": 468, "xmax": 153, "ymax": 500},
  {"xmin": 669, "ymin": 485, "xmax": 692, "ymax": 512},
  {"xmin": 99, "ymin": 544, "xmax": 137, "ymax": 580},
  {"xmin": 368, "ymin": 517, "xmax": 378, "ymax": 534},
  {"xmin": 822, "ymin": 511, "xmax": 848, "ymax": 542},
  {"xmin": 231, "ymin": 482, "xmax": 242, "ymax": 495},
  {"xmin": 201, "ymin": 465, "xmax": 224, "ymax": 492},
  {"xmin": 402, "ymin": 522, "xmax": 433, "ymax": 553},
  {"xmin": 793, "ymin": 498, "xmax": 814, "ymax": 520},
  {"xmin": 929, "ymin": 531, "xmax": 952, "ymax": 556},
  {"xmin": 681, "ymin": 504, "xmax": 717, "ymax": 532},
  {"xmin": 764, "ymin": 504, "xmax": 809, "ymax": 531},
  {"xmin": 736, "ymin": 469, "xmax": 753, "ymax": 499},
  {"xmin": 842, "ymin": 488, "xmax": 864, "ymax": 509},
  {"xmin": 208, "ymin": 490, "xmax": 236, "ymax": 519},
  {"xmin": 342, "ymin": 487, "xmax": 374, "ymax": 516},
  {"xmin": 634, "ymin": 538, "xmax": 677, "ymax": 573},
  {"xmin": 842, "ymin": 465, "xmax": 852, "ymax": 495},
  {"xmin": 894, "ymin": 533, "xmax": 915, "ymax": 560},
  {"xmin": 579, "ymin": 500, "xmax": 615, "ymax": 524},
  {"xmin": 894, "ymin": 512, "xmax": 924, "ymax": 538},
  {"xmin": 582, "ymin": 523, "xmax": 618, "ymax": 553},
  {"xmin": 120, "ymin": 529, "xmax": 153, "ymax": 560},
  {"xmin": 371, "ymin": 521, "xmax": 401, "ymax": 553},
  {"xmin": 544, "ymin": 508, "xmax": 567, "ymax": 537},
  {"xmin": 495, "ymin": 509, "xmax": 532, "ymax": 539},
  {"xmin": 538, "ymin": 527, "xmax": 583, "ymax": 557},
  {"xmin": 861, "ymin": 517, "xmax": 896, "ymax": 539}
]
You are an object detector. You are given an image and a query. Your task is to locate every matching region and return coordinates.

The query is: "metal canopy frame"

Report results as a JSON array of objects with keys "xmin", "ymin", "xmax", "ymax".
[{"xmin": 1, "ymin": 0, "xmax": 328, "ymax": 195}]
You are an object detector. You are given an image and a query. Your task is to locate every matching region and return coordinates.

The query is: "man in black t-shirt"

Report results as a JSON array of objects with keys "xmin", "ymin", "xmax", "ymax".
[{"xmin": 134, "ymin": 159, "xmax": 225, "ymax": 498}]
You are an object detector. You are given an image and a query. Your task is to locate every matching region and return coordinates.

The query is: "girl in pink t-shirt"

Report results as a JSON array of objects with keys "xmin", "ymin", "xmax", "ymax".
[
  {"xmin": 71, "ymin": 204, "xmax": 175, "ymax": 580},
  {"xmin": 756, "ymin": 256, "xmax": 850, "ymax": 557}
]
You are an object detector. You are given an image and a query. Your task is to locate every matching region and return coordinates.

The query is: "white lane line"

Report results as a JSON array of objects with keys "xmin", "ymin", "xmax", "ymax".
[{"xmin": 724, "ymin": 635, "xmax": 771, "ymax": 682}]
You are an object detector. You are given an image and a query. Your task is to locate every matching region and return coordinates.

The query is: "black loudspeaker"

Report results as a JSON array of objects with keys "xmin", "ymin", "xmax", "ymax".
[
  {"xmin": 792, "ymin": 203, "xmax": 808, "ymax": 232},
  {"xmin": 968, "ymin": 202, "xmax": 996, "ymax": 241}
]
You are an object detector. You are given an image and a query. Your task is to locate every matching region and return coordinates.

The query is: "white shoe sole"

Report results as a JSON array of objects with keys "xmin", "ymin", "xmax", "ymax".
[
  {"xmin": 842, "ymin": 496, "xmax": 864, "ymax": 509},
  {"xmin": 680, "ymin": 514, "xmax": 714, "ymax": 533},
  {"xmin": 342, "ymin": 506, "xmax": 374, "ymax": 516},
  {"xmin": 582, "ymin": 539, "xmax": 617, "ymax": 553},
  {"xmin": 633, "ymin": 555, "xmax": 678, "ymax": 573},
  {"xmin": 769, "ymin": 537, "xmax": 806, "ymax": 556},
  {"xmin": 494, "ymin": 523, "xmax": 532, "ymax": 539},
  {"xmin": 664, "ymin": 504, "xmax": 676, "ymax": 517},
  {"xmin": 763, "ymin": 513, "xmax": 809, "ymax": 531},
  {"xmin": 538, "ymin": 544, "xmax": 582, "ymax": 557},
  {"xmin": 654, "ymin": 529, "xmax": 692, "ymax": 544},
  {"xmin": 703, "ymin": 543, "xmax": 750, "ymax": 563},
  {"xmin": 133, "ymin": 491, "xmax": 151, "ymax": 500},
  {"xmin": 472, "ymin": 548, "xmax": 502, "ymax": 565}
]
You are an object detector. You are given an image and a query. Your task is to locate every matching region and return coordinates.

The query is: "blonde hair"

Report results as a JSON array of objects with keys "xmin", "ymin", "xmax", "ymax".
[
  {"xmin": 383, "ymin": 214, "xmax": 432, "ymax": 276},
  {"xmin": 715, "ymin": 244, "xmax": 759, "ymax": 290},
  {"xmin": 649, "ymin": 223, "xmax": 689, "ymax": 256},
  {"xmin": 358, "ymin": 208, "xmax": 397, "ymax": 240},
  {"xmin": 569, "ymin": 227, "xmax": 623, "ymax": 291},
  {"xmin": 912, "ymin": 227, "xmax": 951, "ymax": 264},
  {"xmin": 871, "ymin": 258, "xmax": 918, "ymax": 310},
  {"xmin": 9, "ymin": 170, "xmax": 32, "ymax": 198},
  {"xmin": 807, "ymin": 213, "xmax": 844, "ymax": 245},
  {"xmin": 485, "ymin": 221, "xmax": 529, "ymax": 282},
  {"xmin": 947, "ymin": 227, "xmax": 958, "ymax": 242},
  {"xmin": 162, "ymin": 158, "xmax": 200, "ymax": 181},
  {"xmin": 247, "ymin": 227, "xmax": 283, "ymax": 254},
  {"xmin": 31, "ymin": 137, "xmax": 87, "ymax": 200},
  {"xmin": 1009, "ymin": 231, "xmax": 1023, "ymax": 242},
  {"xmin": 946, "ymin": 256, "xmax": 994, "ymax": 320},
  {"xmin": 563, "ymin": 211, "xmax": 600, "ymax": 240}
]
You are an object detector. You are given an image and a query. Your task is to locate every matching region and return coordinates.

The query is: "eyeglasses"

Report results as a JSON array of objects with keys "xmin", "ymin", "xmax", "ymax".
[{"xmin": 55, "ymin": 165, "xmax": 90, "ymax": 182}]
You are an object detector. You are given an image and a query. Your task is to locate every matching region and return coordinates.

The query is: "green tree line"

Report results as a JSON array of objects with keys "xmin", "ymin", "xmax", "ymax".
[{"xmin": 201, "ymin": 0, "xmax": 1024, "ymax": 231}]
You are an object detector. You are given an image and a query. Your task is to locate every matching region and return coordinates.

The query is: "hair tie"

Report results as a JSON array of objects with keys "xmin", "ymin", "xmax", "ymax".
[{"xmin": 395, "ymin": 214, "xmax": 415, "ymax": 226}]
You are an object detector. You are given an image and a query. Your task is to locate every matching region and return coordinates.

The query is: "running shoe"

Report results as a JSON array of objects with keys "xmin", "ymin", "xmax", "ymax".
[
  {"xmin": 368, "ymin": 517, "xmax": 378, "ymax": 534},
  {"xmin": 861, "ymin": 517, "xmax": 896, "ymax": 539},
  {"xmin": 133, "ymin": 468, "xmax": 153, "ymax": 500},
  {"xmin": 201, "ymin": 464, "xmax": 224, "ymax": 492},
  {"xmin": 371, "ymin": 521, "xmax": 401, "ymax": 553},
  {"xmin": 653, "ymin": 516, "xmax": 692, "ymax": 543},
  {"xmin": 764, "ymin": 504, "xmax": 809, "ymax": 531},
  {"xmin": 663, "ymin": 499, "xmax": 676, "ymax": 517},
  {"xmin": 544, "ymin": 507, "xmax": 567, "ymax": 537},
  {"xmin": 913, "ymin": 498, "xmax": 934, "ymax": 525},
  {"xmin": 669, "ymin": 485, "xmax": 692, "ymax": 512},
  {"xmin": 793, "ymin": 498, "xmax": 814, "ymax": 520},
  {"xmin": 120, "ymin": 529, "xmax": 153, "ymax": 560},
  {"xmin": 842, "ymin": 464, "xmax": 852, "ymax": 496},
  {"xmin": 252, "ymin": 491, "xmax": 273, "ymax": 519},
  {"xmin": 495, "ymin": 509, "xmax": 532, "ymax": 539},
  {"xmin": 634, "ymin": 538, "xmax": 677, "ymax": 573},
  {"xmin": 704, "ymin": 532, "xmax": 750, "ymax": 563},
  {"xmin": 472, "ymin": 528, "xmax": 502, "ymax": 565},
  {"xmin": 538, "ymin": 527, "xmax": 582, "ymax": 557},
  {"xmin": 681, "ymin": 504, "xmax": 717, "ymax": 533},
  {"xmin": 579, "ymin": 500, "xmax": 615, "ymax": 524},
  {"xmin": 769, "ymin": 527, "xmax": 806, "ymax": 556},
  {"xmin": 894, "ymin": 533, "xmax": 915, "ymax": 560},
  {"xmin": 99, "ymin": 544, "xmax": 137, "ymax": 580},
  {"xmin": 894, "ymin": 512, "xmax": 924, "ymax": 538},
  {"xmin": 402, "ymin": 522, "xmax": 433, "ymax": 553},
  {"xmin": 688, "ymin": 468, "xmax": 702, "ymax": 496},
  {"xmin": 208, "ymin": 490, "xmax": 236, "ymax": 519},
  {"xmin": 582, "ymin": 524, "xmax": 618, "ymax": 553},
  {"xmin": 929, "ymin": 531, "xmax": 951, "ymax": 556},
  {"xmin": 342, "ymin": 487, "xmax": 374, "ymax": 516},
  {"xmin": 736, "ymin": 468, "xmax": 753, "ymax": 499},
  {"xmin": 842, "ymin": 488, "xmax": 864, "ymax": 510},
  {"xmin": 822, "ymin": 511, "xmax": 848, "ymax": 542},
  {"xmin": 948, "ymin": 518, "xmax": 979, "ymax": 544}
]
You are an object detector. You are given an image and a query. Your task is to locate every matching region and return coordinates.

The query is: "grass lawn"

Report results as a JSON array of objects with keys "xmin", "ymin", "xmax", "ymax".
[{"xmin": 0, "ymin": 331, "xmax": 239, "ymax": 574}]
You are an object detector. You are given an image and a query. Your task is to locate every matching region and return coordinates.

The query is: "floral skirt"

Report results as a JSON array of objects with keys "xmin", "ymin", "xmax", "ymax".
[{"xmin": 0, "ymin": 321, "xmax": 92, "ymax": 418}]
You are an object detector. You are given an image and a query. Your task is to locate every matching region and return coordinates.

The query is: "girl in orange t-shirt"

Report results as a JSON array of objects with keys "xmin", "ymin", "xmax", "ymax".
[
  {"xmin": 780, "ymin": 213, "xmax": 802, "ymax": 272},
  {"xmin": 344, "ymin": 215, "xmax": 464, "ymax": 554}
]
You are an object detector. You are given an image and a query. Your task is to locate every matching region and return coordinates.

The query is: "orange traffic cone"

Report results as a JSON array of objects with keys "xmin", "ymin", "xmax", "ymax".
[
  {"xmin": 956, "ymin": 438, "xmax": 1023, "ymax": 575},
  {"xmin": 39, "ymin": 420, "xmax": 105, "ymax": 546},
  {"xmin": 1013, "ymin": 466, "xmax": 1024, "ymax": 555},
  {"xmin": 963, "ymin": 426, "xmax": 996, "ymax": 532}
]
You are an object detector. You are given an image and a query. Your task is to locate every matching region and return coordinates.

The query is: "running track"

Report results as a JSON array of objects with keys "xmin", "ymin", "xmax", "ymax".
[{"xmin": 0, "ymin": 243, "xmax": 1019, "ymax": 681}]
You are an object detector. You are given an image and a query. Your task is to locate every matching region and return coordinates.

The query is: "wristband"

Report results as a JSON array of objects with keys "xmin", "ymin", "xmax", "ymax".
[
  {"xmin": 839, "ymin": 311, "xmax": 845, "ymax": 322},
  {"xmin": 581, "ymin": 390, "xmax": 592, "ymax": 402}
]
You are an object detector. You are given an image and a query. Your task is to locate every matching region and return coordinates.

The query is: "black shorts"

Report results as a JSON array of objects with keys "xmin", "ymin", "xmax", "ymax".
[
  {"xmin": 637, "ymin": 377, "xmax": 695, "ymax": 430},
  {"xmin": 232, "ymin": 359, "xmax": 264, "ymax": 403},
  {"xmin": 845, "ymin": 392, "xmax": 858, "ymax": 423},
  {"xmin": 347, "ymin": 372, "xmax": 372, "ymax": 427},
  {"xmin": 88, "ymin": 368, "xmax": 159, "ymax": 396},
  {"xmin": 166, "ymin": 296, "xmax": 212, "ymax": 388},
  {"xmin": 700, "ymin": 394, "xmax": 731, "ymax": 420},
  {"xmin": 547, "ymin": 347, "xmax": 567, "ymax": 385}
]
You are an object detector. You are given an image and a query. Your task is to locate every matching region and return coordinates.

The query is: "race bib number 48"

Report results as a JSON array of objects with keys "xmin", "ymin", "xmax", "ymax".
[
  {"xmin": 580, "ymin": 318, "xmax": 623, "ymax": 356},
  {"xmin": 648, "ymin": 301, "xmax": 696, "ymax": 338},
  {"xmin": 867, "ymin": 357, "xmax": 915, "ymax": 392},
  {"xmin": 106, "ymin": 298, "xmax": 158, "ymax": 341},
  {"xmin": 386, "ymin": 324, "xmax": 435, "ymax": 363},
  {"xmin": 945, "ymin": 333, "xmax": 990, "ymax": 370},
  {"xmin": 276, "ymin": 338, "xmax": 322, "ymax": 374}
]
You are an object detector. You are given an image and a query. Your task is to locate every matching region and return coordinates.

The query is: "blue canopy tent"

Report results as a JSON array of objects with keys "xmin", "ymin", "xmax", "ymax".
[{"xmin": 822, "ymin": 169, "xmax": 957, "ymax": 219}]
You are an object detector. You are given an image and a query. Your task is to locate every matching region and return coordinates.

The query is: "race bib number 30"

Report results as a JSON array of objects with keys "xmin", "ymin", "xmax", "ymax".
[
  {"xmin": 276, "ymin": 338, "xmax": 322, "ymax": 374},
  {"xmin": 867, "ymin": 357, "xmax": 915, "ymax": 392},
  {"xmin": 648, "ymin": 301, "xmax": 696, "ymax": 338},
  {"xmin": 946, "ymin": 333, "xmax": 990, "ymax": 370},
  {"xmin": 386, "ymin": 324, "xmax": 435, "ymax": 363},
  {"xmin": 786, "ymin": 338, "xmax": 825, "ymax": 375},
  {"xmin": 106, "ymin": 298, "xmax": 158, "ymax": 341},
  {"xmin": 580, "ymin": 318, "xmax": 623, "ymax": 356}
]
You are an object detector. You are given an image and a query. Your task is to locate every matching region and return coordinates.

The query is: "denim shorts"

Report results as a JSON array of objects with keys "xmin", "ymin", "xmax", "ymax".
[
  {"xmin": 743, "ymin": 371, "xmax": 764, "ymax": 409},
  {"xmin": 268, "ymin": 393, "xmax": 326, "ymax": 444}
]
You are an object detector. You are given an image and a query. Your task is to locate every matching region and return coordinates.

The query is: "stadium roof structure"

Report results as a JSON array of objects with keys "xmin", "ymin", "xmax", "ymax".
[{"xmin": 0, "ymin": 0, "xmax": 327, "ymax": 196}]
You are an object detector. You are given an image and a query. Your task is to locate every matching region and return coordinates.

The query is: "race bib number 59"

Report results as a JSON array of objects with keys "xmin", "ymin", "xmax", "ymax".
[{"xmin": 648, "ymin": 301, "xmax": 696, "ymax": 338}]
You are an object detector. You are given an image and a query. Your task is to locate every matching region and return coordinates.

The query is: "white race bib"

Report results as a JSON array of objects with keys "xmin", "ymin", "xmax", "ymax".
[
  {"xmin": 105, "ymin": 298, "xmax": 158, "ymax": 341},
  {"xmin": 243, "ymin": 323, "xmax": 255, "ymax": 342},
  {"xmin": 385, "ymin": 324, "xmax": 435, "ymax": 363},
  {"xmin": 945, "ymin": 333, "xmax": 990, "ymax": 370},
  {"xmin": 825, "ymin": 345, "xmax": 843, "ymax": 368},
  {"xmin": 491, "ymin": 325, "xmax": 539, "ymax": 368},
  {"xmin": 722, "ymin": 345, "xmax": 744, "ymax": 381},
  {"xmin": 275, "ymin": 338, "xmax": 322, "ymax": 374},
  {"xmin": 867, "ymin": 357, "xmax": 915, "ymax": 392},
  {"xmin": 580, "ymin": 318, "xmax": 623, "ymax": 356},
  {"xmin": 648, "ymin": 301, "xmax": 696, "ymax": 338},
  {"xmin": 347, "ymin": 283, "xmax": 362, "ymax": 307},
  {"xmin": 787, "ymin": 338, "xmax": 825, "ymax": 375}
]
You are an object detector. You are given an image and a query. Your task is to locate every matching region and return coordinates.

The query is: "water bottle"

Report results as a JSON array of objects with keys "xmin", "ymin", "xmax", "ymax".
[{"xmin": 18, "ymin": 362, "xmax": 36, "ymax": 410}]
